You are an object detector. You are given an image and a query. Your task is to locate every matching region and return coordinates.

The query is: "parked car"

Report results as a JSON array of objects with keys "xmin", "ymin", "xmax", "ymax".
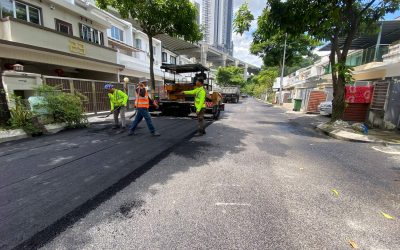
[{"xmin": 319, "ymin": 101, "xmax": 332, "ymax": 116}]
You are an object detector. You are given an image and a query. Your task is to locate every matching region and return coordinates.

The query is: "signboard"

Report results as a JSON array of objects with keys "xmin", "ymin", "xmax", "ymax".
[
  {"xmin": 345, "ymin": 86, "xmax": 373, "ymax": 103},
  {"xmin": 69, "ymin": 40, "xmax": 86, "ymax": 55}
]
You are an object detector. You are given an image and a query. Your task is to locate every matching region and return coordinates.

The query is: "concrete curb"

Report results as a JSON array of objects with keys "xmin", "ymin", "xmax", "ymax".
[
  {"xmin": 0, "ymin": 129, "xmax": 29, "ymax": 143},
  {"xmin": 44, "ymin": 123, "xmax": 67, "ymax": 134},
  {"xmin": 0, "ymin": 123, "xmax": 68, "ymax": 144},
  {"xmin": 316, "ymin": 124, "xmax": 386, "ymax": 144}
]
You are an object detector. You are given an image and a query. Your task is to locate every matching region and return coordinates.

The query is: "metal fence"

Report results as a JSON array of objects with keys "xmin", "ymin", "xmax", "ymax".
[{"xmin": 43, "ymin": 76, "xmax": 123, "ymax": 114}]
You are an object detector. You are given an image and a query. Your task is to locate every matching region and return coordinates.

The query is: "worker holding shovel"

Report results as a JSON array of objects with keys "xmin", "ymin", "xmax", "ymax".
[{"xmin": 104, "ymin": 84, "xmax": 128, "ymax": 130}]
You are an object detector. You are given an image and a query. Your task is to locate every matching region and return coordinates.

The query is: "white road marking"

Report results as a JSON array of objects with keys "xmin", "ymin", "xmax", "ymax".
[
  {"xmin": 372, "ymin": 146, "xmax": 400, "ymax": 155},
  {"xmin": 213, "ymin": 184, "xmax": 241, "ymax": 187},
  {"xmin": 215, "ymin": 203, "xmax": 251, "ymax": 206}
]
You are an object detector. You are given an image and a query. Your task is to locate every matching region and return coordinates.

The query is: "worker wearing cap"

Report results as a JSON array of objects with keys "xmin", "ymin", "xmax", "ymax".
[
  {"xmin": 104, "ymin": 84, "xmax": 128, "ymax": 129},
  {"xmin": 128, "ymin": 78, "xmax": 160, "ymax": 136},
  {"xmin": 182, "ymin": 79, "xmax": 207, "ymax": 136}
]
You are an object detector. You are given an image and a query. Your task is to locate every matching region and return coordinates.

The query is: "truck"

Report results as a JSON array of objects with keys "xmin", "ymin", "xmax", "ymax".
[
  {"xmin": 155, "ymin": 63, "xmax": 224, "ymax": 119},
  {"xmin": 221, "ymin": 86, "xmax": 240, "ymax": 103}
]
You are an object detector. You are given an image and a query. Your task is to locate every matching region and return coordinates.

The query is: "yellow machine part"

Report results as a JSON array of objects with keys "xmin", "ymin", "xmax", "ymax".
[
  {"xmin": 164, "ymin": 84, "xmax": 195, "ymax": 101},
  {"xmin": 163, "ymin": 83, "xmax": 222, "ymax": 105}
]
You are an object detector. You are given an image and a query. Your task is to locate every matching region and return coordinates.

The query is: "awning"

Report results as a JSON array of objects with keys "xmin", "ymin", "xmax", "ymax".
[
  {"xmin": 319, "ymin": 20, "xmax": 400, "ymax": 51},
  {"xmin": 155, "ymin": 34, "xmax": 200, "ymax": 55},
  {"xmin": 160, "ymin": 63, "xmax": 209, "ymax": 73}
]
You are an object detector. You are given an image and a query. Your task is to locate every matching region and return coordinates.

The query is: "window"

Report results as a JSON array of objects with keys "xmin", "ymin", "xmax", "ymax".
[
  {"xmin": 0, "ymin": 0, "xmax": 13, "ymax": 18},
  {"xmin": 79, "ymin": 23, "xmax": 104, "ymax": 45},
  {"xmin": 162, "ymin": 52, "xmax": 167, "ymax": 63},
  {"xmin": 55, "ymin": 19, "xmax": 73, "ymax": 35},
  {"xmin": 153, "ymin": 46, "xmax": 156, "ymax": 55},
  {"xmin": 170, "ymin": 55, "xmax": 176, "ymax": 65},
  {"xmin": 111, "ymin": 26, "xmax": 123, "ymax": 41},
  {"xmin": 135, "ymin": 39, "xmax": 142, "ymax": 49},
  {"xmin": 0, "ymin": 0, "xmax": 41, "ymax": 24},
  {"xmin": 28, "ymin": 4, "xmax": 39, "ymax": 24}
]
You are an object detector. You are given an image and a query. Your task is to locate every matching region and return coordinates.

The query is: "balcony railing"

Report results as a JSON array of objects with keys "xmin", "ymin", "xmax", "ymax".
[
  {"xmin": 323, "ymin": 45, "xmax": 390, "ymax": 74},
  {"xmin": 382, "ymin": 43, "xmax": 400, "ymax": 63},
  {"xmin": 119, "ymin": 53, "xmax": 163, "ymax": 76},
  {"xmin": 0, "ymin": 17, "xmax": 118, "ymax": 64}
]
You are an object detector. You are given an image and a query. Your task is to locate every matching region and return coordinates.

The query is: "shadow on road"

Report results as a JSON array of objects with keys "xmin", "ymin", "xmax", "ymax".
[{"xmin": 16, "ymin": 122, "xmax": 247, "ymax": 249}]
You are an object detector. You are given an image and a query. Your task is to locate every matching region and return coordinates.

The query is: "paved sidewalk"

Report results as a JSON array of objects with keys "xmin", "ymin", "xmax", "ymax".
[
  {"xmin": 274, "ymin": 101, "xmax": 400, "ymax": 146},
  {"xmin": 317, "ymin": 123, "xmax": 400, "ymax": 145},
  {"xmin": 0, "ymin": 110, "xmax": 138, "ymax": 144}
]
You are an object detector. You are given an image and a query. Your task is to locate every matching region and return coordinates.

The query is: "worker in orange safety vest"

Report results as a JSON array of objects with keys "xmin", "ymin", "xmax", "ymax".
[{"xmin": 128, "ymin": 78, "xmax": 160, "ymax": 137}]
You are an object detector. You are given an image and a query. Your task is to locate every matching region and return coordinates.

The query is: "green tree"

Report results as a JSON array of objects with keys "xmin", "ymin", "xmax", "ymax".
[
  {"xmin": 97, "ymin": 0, "xmax": 203, "ymax": 94},
  {"xmin": 247, "ymin": 68, "xmax": 278, "ymax": 98},
  {"xmin": 216, "ymin": 66, "xmax": 246, "ymax": 87},
  {"xmin": 233, "ymin": 2, "xmax": 254, "ymax": 36},
  {"xmin": 234, "ymin": 4, "xmax": 319, "ymax": 69},
  {"xmin": 261, "ymin": 0, "xmax": 400, "ymax": 120}
]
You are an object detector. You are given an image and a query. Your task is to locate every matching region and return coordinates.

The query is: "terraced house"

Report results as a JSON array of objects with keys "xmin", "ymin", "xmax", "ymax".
[
  {"xmin": 276, "ymin": 18, "xmax": 400, "ymax": 129},
  {"xmin": 0, "ymin": 0, "xmax": 125, "ymax": 120},
  {"xmin": 0, "ymin": 0, "xmax": 259, "ymax": 124}
]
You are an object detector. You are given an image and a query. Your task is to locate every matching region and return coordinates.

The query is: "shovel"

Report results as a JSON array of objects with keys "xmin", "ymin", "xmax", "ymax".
[{"xmin": 99, "ymin": 106, "xmax": 121, "ymax": 118}]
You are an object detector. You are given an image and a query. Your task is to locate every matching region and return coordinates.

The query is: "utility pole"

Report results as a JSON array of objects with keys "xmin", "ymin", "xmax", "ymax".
[{"xmin": 279, "ymin": 33, "xmax": 287, "ymax": 105}]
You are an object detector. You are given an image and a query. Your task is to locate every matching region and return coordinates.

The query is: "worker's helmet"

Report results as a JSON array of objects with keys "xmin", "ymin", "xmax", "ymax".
[{"xmin": 104, "ymin": 83, "xmax": 114, "ymax": 90}]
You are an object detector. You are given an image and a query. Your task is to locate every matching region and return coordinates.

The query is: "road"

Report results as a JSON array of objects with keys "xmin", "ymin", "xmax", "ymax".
[
  {"xmin": 3, "ymin": 98, "xmax": 400, "ymax": 249},
  {"xmin": 43, "ymin": 98, "xmax": 400, "ymax": 250},
  {"xmin": 0, "ymin": 116, "xmax": 199, "ymax": 250}
]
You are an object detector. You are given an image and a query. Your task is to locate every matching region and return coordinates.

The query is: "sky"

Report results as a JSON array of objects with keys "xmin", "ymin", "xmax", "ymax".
[{"xmin": 232, "ymin": 0, "xmax": 400, "ymax": 68}]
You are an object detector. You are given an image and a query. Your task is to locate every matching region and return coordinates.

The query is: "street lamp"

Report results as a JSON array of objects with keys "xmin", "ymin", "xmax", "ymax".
[
  {"xmin": 279, "ymin": 33, "xmax": 288, "ymax": 105},
  {"xmin": 123, "ymin": 77, "xmax": 129, "ymax": 92}
]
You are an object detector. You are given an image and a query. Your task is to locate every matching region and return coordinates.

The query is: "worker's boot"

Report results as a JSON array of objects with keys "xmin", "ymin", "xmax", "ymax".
[
  {"xmin": 127, "ymin": 131, "xmax": 137, "ymax": 136},
  {"xmin": 152, "ymin": 132, "xmax": 161, "ymax": 136}
]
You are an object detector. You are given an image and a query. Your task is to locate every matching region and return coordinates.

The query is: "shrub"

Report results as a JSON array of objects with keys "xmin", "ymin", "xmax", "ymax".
[
  {"xmin": 8, "ymin": 95, "xmax": 41, "ymax": 135},
  {"xmin": 36, "ymin": 85, "xmax": 88, "ymax": 128}
]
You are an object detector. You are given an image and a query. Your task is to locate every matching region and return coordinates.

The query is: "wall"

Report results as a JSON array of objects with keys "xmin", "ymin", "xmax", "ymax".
[
  {"xmin": 1, "ymin": 71, "xmax": 42, "ymax": 109},
  {"xmin": 2, "ymin": 18, "xmax": 117, "ymax": 63},
  {"xmin": 384, "ymin": 77, "xmax": 400, "ymax": 129},
  {"xmin": 16, "ymin": 0, "xmax": 110, "ymax": 42},
  {"xmin": 132, "ymin": 31, "xmax": 162, "ymax": 66},
  {"xmin": 162, "ymin": 49, "xmax": 179, "ymax": 64}
]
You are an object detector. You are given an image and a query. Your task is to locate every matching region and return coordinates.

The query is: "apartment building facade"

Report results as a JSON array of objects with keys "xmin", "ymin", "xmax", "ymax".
[{"xmin": 200, "ymin": 0, "xmax": 233, "ymax": 55}]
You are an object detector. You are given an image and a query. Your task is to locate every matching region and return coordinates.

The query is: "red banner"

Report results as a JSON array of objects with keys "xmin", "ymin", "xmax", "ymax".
[{"xmin": 345, "ymin": 86, "xmax": 373, "ymax": 103}]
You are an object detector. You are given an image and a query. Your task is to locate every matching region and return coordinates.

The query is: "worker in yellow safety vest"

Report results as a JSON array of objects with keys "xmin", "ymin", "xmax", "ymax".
[
  {"xmin": 128, "ymin": 78, "xmax": 160, "ymax": 137},
  {"xmin": 104, "ymin": 83, "xmax": 128, "ymax": 129},
  {"xmin": 182, "ymin": 79, "xmax": 207, "ymax": 136}
]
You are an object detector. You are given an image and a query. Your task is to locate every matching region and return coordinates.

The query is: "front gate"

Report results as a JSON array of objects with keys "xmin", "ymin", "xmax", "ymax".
[{"xmin": 43, "ymin": 76, "xmax": 123, "ymax": 114}]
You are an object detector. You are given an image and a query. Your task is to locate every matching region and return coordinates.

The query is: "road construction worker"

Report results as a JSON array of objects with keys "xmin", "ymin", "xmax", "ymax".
[
  {"xmin": 104, "ymin": 84, "xmax": 128, "ymax": 129},
  {"xmin": 182, "ymin": 79, "xmax": 206, "ymax": 136},
  {"xmin": 128, "ymin": 78, "xmax": 160, "ymax": 136}
]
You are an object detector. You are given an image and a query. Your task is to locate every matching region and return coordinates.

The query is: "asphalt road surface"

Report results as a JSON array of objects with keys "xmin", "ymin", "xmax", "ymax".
[
  {"xmin": 4, "ymin": 98, "xmax": 400, "ymax": 249},
  {"xmin": 0, "ymin": 116, "xmax": 199, "ymax": 250}
]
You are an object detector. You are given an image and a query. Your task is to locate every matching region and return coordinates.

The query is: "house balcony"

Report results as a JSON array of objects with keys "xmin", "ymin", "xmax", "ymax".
[
  {"xmin": 382, "ymin": 43, "xmax": 400, "ymax": 63},
  {"xmin": 118, "ymin": 52, "xmax": 164, "ymax": 80},
  {"xmin": 0, "ymin": 17, "xmax": 121, "ymax": 74}
]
